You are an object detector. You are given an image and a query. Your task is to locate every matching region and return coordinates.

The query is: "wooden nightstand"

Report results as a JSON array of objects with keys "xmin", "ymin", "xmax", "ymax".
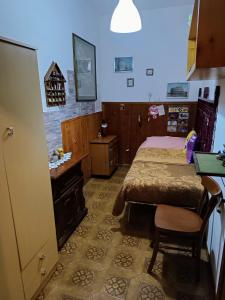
[{"xmin": 90, "ymin": 135, "xmax": 118, "ymax": 176}]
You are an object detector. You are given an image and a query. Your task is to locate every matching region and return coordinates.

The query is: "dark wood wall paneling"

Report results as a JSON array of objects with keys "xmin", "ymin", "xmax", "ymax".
[{"xmin": 102, "ymin": 102, "xmax": 198, "ymax": 164}]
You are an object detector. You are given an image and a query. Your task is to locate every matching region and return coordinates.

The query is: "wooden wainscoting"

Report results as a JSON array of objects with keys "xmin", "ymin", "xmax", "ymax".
[
  {"xmin": 61, "ymin": 112, "xmax": 102, "ymax": 180},
  {"xmin": 102, "ymin": 102, "xmax": 197, "ymax": 164}
]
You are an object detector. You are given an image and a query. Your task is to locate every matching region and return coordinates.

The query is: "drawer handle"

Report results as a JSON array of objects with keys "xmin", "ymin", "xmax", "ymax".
[
  {"xmin": 38, "ymin": 254, "xmax": 46, "ymax": 261},
  {"xmin": 6, "ymin": 126, "xmax": 14, "ymax": 137},
  {"xmin": 40, "ymin": 268, "xmax": 47, "ymax": 276}
]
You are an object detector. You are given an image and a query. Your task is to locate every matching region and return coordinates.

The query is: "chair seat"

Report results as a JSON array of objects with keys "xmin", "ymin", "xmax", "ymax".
[{"xmin": 155, "ymin": 205, "xmax": 203, "ymax": 233}]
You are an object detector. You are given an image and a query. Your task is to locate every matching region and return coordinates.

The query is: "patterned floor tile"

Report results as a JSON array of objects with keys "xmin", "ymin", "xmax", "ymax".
[
  {"xmin": 136, "ymin": 283, "xmax": 165, "ymax": 300},
  {"xmin": 74, "ymin": 225, "xmax": 91, "ymax": 238},
  {"xmin": 95, "ymin": 229, "xmax": 114, "ymax": 242},
  {"xmin": 85, "ymin": 245, "xmax": 106, "ymax": 262},
  {"xmin": 102, "ymin": 214, "xmax": 119, "ymax": 226},
  {"xmin": 113, "ymin": 252, "xmax": 134, "ymax": 269},
  {"xmin": 120, "ymin": 235, "xmax": 141, "ymax": 248},
  {"xmin": 60, "ymin": 241, "xmax": 77, "ymax": 256},
  {"xmin": 104, "ymin": 275, "xmax": 129, "ymax": 299},
  {"xmin": 72, "ymin": 268, "xmax": 95, "ymax": 287}
]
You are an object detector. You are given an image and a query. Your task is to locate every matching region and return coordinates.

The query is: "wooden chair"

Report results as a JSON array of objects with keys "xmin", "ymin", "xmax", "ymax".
[{"xmin": 148, "ymin": 176, "xmax": 223, "ymax": 279}]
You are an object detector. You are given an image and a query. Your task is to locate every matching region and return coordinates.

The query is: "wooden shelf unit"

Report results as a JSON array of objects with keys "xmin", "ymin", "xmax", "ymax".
[
  {"xmin": 187, "ymin": 0, "xmax": 225, "ymax": 80},
  {"xmin": 44, "ymin": 61, "xmax": 66, "ymax": 106}
]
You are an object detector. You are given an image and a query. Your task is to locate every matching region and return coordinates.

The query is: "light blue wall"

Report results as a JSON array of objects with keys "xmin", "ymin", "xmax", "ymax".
[
  {"xmin": 98, "ymin": 5, "xmax": 201, "ymax": 102},
  {"xmin": 0, "ymin": 0, "xmax": 101, "ymax": 111}
]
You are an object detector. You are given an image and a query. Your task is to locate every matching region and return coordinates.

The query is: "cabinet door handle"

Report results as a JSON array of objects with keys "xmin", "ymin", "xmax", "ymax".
[
  {"xmin": 40, "ymin": 268, "xmax": 47, "ymax": 276},
  {"xmin": 138, "ymin": 115, "xmax": 142, "ymax": 127},
  {"xmin": 6, "ymin": 127, "xmax": 14, "ymax": 136},
  {"xmin": 38, "ymin": 253, "xmax": 46, "ymax": 261}
]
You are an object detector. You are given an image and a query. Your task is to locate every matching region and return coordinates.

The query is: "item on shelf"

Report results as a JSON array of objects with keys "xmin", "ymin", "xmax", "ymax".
[
  {"xmin": 216, "ymin": 145, "xmax": 225, "ymax": 164},
  {"xmin": 50, "ymin": 151, "xmax": 59, "ymax": 163},
  {"xmin": 56, "ymin": 147, "xmax": 64, "ymax": 159},
  {"xmin": 49, "ymin": 152, "xmax": 72, "ymax": 170},
  {"xmin": 101, "ymin": 120, "xmax": 108, "ymax": 137},
  {"xmin": 98, "ymin": 130, "xmax": 102, "ymax": 138},
  {"xmin": 44, "ymin": 61, "xmax": 66, "ymax": 107}
]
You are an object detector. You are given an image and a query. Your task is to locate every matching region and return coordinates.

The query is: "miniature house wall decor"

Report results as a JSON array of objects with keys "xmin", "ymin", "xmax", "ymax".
[{"xmin": 44, "ymin": 61, "xmax": 66, "ymax": 106}]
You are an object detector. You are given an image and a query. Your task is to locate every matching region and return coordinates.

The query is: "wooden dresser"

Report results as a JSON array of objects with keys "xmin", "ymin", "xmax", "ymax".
[
  {"xmin": 90, "ymin": 135, "xmax": 118, "ymax": 176},
  {"xmin": 50, "ymin": 156, "xmax": 88, "ymax": 249}
]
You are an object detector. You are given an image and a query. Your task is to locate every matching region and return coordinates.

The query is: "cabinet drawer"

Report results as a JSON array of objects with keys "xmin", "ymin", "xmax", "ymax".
[
  {"xmin": 51, "ymin": 163, "xmax": 83, "ymax": 199},
  {"xmin": 22, "ymin": 236, "xmax": 58, "ymax": 300}
]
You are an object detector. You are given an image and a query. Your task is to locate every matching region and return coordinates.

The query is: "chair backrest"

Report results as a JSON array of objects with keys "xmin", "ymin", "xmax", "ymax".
[{"xmin": 199, "ymin": 176, "xmax": 223, "ymax": 234}]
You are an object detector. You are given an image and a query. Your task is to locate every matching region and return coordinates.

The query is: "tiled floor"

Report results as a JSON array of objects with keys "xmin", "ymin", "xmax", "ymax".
[{"xmin": 37, "ymin": 166, "xmax": 214, "ymax": 300}]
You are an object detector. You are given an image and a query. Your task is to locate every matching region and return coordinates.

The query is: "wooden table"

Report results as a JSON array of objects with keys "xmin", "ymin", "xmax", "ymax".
[{"xmin": 193, "ymin": 152, "xmax": 225, "ymax": 177}]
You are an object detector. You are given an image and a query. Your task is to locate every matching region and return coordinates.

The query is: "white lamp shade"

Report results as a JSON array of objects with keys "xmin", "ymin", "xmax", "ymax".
[{"xmin": 110, "ymin": 0, "xmax": 142, "ymax": 33}]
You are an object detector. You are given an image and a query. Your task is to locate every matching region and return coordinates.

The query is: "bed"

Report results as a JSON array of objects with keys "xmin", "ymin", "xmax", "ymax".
[{"xmin": 112, "ymin": 136, "xmax": 204, "ymax": 216}]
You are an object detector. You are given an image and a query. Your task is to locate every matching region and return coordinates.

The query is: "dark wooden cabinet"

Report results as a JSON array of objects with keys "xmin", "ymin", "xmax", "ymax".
[
  {"xmin": 50, "ymin": 158, "xmax": 87, "ymax": 249},
  {"xmin": 195, "ymin": 99, "xmax": 218, "ymax": 152}
]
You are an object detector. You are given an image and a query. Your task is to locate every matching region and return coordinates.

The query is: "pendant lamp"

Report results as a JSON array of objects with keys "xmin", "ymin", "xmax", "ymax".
[{"xmin": 110, "ymin": 0, "xmax": 142, "ymax": 33}]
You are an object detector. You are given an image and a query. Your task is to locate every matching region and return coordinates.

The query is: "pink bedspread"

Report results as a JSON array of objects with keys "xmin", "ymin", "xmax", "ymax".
[{"xmin": 140, "ymin": 136, "xmax": 185, "ymax": 150}]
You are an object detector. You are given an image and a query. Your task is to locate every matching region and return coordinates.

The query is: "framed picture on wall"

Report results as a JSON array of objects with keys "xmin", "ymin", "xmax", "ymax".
[
  {"xmin": 127, "ymin": 78, "xmax": 134, "ymax": 87},
  {"xmin": 114, "ymin": 57, "xmax": 133, "ymax": 72},
  {"xmin": 146, "ymin": 68, "xmax": 154, "ymax": 76},
  {"xmin": 167, "ymin": 82, "xmax": 189, "ymax": 98},
  {"xmin": 72, "ymin": 33, "xmax": 97, "ymax": 101}
]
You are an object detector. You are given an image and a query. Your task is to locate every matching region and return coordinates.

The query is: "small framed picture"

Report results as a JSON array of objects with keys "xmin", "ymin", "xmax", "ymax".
[
  {"xmin": 127, "ymin": 78, "xmax": 134, "ymax": 87},
  {"xmin": 146, "ymin": 68, "xmax": 154, "ymax": 76},
  {"xmin": 114, "ymin": 57, "xmax": 133, "ymax": 73},
  {"xmin": 167, "ymin": 82, "xmax": 189, "ymax": 98}
]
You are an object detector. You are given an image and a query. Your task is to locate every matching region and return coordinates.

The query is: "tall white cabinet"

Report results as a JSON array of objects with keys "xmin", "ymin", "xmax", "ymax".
[{"xmin": 0, "ymin": 37, "xmax": 58, "ymax": 300}]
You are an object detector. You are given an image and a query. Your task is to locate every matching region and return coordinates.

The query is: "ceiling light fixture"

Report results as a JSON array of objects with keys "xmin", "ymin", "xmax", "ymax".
[{"xmin": 110, "ymin": 0, "xmax": 142, "ymax": 33}]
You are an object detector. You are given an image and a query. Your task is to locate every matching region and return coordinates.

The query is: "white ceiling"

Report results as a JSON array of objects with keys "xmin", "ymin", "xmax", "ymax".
[{"xmin": 92, "ymin": 0, "xmax": 194, "ymax": 15}]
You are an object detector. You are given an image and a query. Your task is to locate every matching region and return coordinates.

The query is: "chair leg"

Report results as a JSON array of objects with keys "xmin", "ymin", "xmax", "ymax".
[
  {"xmin": 192, "ymin": 241, "xmax": 196, "ymax": 258},
  {"xmin": 148, "ymin": 231, "xmax": 160, "ymax": 274},
  {"xmin": 195, "ymin": 242, "xmax": 201, "ymax": 282},
  {"xmin": 127, "ymin": 202, "xmax": 131, "ymax": 223},
  {"xmin": 150, "ymin": 239, "xmax": 154, "ymax": 248}
]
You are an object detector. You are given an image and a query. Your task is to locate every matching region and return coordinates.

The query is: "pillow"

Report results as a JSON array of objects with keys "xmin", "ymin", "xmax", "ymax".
[
  {"xmin": 186, "ymin": 134, "xmax": 198, "ymax": 163},
  {"xmin": 186, "ymin": 130, "xmax": 197, "ymax": 144},
  {"xmin": 183, "ymin": 130, "xmax": 197, "ymax": 153}
]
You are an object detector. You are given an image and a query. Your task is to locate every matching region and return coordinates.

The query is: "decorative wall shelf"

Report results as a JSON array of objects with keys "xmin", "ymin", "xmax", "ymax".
[{"xmin": 44, "ymin": 61, "xmax": 66, "ymax": 106}]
